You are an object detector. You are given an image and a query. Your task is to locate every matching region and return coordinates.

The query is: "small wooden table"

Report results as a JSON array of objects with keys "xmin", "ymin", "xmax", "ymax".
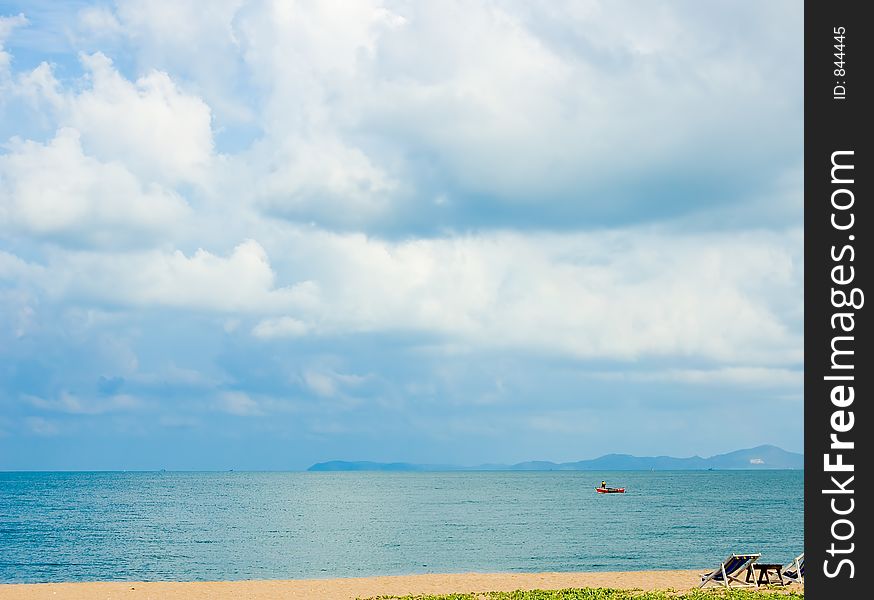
[{"xmin": 747, "ymin": 563, "xmax": 784, "ymax": 585}]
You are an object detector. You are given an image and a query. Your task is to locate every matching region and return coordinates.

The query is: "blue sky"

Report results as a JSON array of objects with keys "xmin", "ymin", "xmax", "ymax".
[{"xmin": 0, "ymin": 1, "xmax": 802, "ymax": 470}]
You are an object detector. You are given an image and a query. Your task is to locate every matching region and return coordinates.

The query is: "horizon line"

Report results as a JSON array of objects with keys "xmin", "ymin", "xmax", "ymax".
[{"xmin": 0, "ymin": 467, "xmax": 804, "ymax": 473}]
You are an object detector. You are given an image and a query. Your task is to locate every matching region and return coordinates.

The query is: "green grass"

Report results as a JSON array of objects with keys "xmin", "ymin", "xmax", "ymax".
[{"xmin": 361, "ymin": 588, "xmax": 804, "ymax": 600}]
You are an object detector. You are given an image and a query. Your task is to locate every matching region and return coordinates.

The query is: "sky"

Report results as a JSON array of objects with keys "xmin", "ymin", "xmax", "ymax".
[{"xmin": 0, "ymin": 1, "xmax": 802, "ymax": 470}]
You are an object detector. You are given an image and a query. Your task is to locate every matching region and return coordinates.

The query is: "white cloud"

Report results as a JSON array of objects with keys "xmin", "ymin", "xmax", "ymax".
[
  {"xmin": 24, "ymin": 391, "xmax": 141, "ymax": 415},
  {"xmin": 68, "ymin": 52, "xmax": 215, "ymax": 185},
  {"xmin": 215, "ymin": 391, "xmax": 263, "ymax": 416},
  {"xmin": 40, "ymin": 239, "xmax": 309, "ymax": 312},
  {"xmin": 0, "ymin": 2, "xmax": 803, "ymax": 395},
  {"xmin": 252, "ymin": 316, "xmax": 308, "ymax": 339},
  {"xmin": 659, "ymin": 367, "xmax": 803, "ymax": 388},
  {"xmin": 0, "ymin": 13, "xmax": 27, "ymax": 76},
  {"xmin": 223, "ymin": 0, "xmax": 799, "ymax": 221},
  {"xmin": 256, "ymin": 226, "xmax": 802, "ymax": 365},
  {"xmin": 14, "ymin": 61, "xmax": 65, "ymax": 111},
  {"xmin": 240, "ymin": 224, "xmax": 801, "ymax": 366},
  {"xmin": 0, "ymin": 285, "xmax": 38, "ymax": 338},
  {"xmin": 0, "ymin": 1, "xmax": 804, "ymax": 464},
  {"xmin": 77, "ymin": 6, "xmax": 124, "ymax": 38},
  {"xmin": 591, "ymin": 367, "xmax": 803, "ymax": 388},
  {"xmin": 303, "ymin": 371, "xmax": 337, "ymax": 398},
  {"xmin": 5, "ymin": 1, "xmax": 801, "ymax": 230},
  {"xmin": 252, "ymin": 135, "xmax": 398, "ymax": 225},
  {"xmin": 0, "ymin": 128, "xmax": 190, "ymax": 247},
  {"xmin": 11, "ymin": 51, "xmax": 214, "ymax": 187},
  {"xmin": 109, "ymin": 0, "xmax": 253, "ymax": 122},
  {"xmin": 5, "ymin": 222, "xmax": 801, "ymax": 365},
  {"xmin": 299, "ymin": 366, "xmax": 370, "ymax": 399},
  {"xmin": 0, "ymin": 250, "xmax": 37, "ymax": 280}
]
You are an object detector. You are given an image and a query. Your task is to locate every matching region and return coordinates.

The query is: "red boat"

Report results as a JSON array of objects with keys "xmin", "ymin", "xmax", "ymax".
[{"xmin": 595, "ymin": 487, "xmax": 626, "ymax": 493}]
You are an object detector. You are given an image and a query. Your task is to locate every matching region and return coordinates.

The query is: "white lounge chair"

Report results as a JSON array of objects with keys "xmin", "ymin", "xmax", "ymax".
[
  {"xmin": 699, "ymin": 553, "xmax": 761, "ymax": 588},
  {"xmin": 781, "ymin": 553, "xmax": 804, "ymax": 584}
]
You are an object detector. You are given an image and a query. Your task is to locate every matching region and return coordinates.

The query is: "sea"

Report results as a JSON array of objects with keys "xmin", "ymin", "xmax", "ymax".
[{"xmin": 0, "ymin": 470, "xmax": 802, "ymax": 583}]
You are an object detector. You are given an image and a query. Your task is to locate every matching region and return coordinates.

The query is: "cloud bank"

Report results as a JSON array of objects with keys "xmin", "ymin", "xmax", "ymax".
[{"xmin": 0, "ymin": 0, "xmax": 802, "ymax": 469}]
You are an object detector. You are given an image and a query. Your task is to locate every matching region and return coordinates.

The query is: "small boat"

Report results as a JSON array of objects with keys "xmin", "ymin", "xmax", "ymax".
[{"xmin": 595, "ymin": 487, "xmax": 626, "ymax": 493}]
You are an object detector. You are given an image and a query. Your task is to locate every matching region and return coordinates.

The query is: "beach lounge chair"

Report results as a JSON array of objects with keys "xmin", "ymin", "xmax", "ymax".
[
  {"xmin": 781, "ymin": 553, "xmax": 804, "ymax": 584},
  {"xmin": 699, "ymin": 553, "xmax": 761, "ymax": 588}
]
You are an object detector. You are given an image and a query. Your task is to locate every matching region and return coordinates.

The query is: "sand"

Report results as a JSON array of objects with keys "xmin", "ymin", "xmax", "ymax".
[{"xmin": 0, "ymin": 569, "xmax": 803, "ymax": 599}]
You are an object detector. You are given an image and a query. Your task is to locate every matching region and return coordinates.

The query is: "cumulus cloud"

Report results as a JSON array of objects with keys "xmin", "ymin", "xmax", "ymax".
[
  {"xmin": 5, "ymin": 225, "xmax": 801, "ymax": 365},
  {"xmin": 68, "ymin": 52, "xmax": 215, "ymax": 185},
  {"xmin": 253, "ymin": 226, "xmax": 802, "ymax": 365},
  {"xmin": 0, "ymin": 1, "xmax": 803, "ymax": 463},
  {"xmin": 39, "ymin": 239, "xmax": 307, "ymax": 312},
  {"xmin": 0, "ymin": 128, "xmax": 190, "ymax": 247},
  {"xmin": 107, "ymin": 0, "xmax": 253, "ymax": 122},
  {"xmin": 59, "ymin": 0, "xmax": 801, "ymax": 230},
  {"xmin": 11, "ymin": 51, "xmax": 214, "ymax": 186},
  {"xmin": 252, "ymin": 135, "xmax": 398, "ymax": 225},
  {"xmin": 233, "ymin": 0, "xmax": 798, "ymax": 228}
]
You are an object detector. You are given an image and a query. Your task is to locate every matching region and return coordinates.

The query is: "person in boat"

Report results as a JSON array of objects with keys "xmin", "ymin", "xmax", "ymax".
[{"xmin": 601, "ymin": 480, "xmax": 607, "ymax": 490}]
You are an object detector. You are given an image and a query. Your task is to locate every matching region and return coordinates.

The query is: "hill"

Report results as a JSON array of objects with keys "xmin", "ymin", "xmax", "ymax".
[{"xmin": 307, "ymin": 444, "xmax": 802, "ymax": 471}]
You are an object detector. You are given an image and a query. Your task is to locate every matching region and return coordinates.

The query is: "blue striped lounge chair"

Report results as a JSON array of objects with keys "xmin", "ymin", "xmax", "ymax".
[
  {"xmin": 781, "ymin": 553, "xmax": 804, "ymax": 584},
  {"xmin": 699, "ymin": 553, "xmax": 761, "ymax": 588}
]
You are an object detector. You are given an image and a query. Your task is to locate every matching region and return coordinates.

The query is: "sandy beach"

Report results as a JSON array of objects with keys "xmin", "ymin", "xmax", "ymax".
[{"xmin": 0, "ymin": 569, "xmax": 804, "ymax": 600}]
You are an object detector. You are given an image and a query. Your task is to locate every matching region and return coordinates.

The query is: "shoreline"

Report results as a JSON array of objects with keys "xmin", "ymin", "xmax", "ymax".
[{"xmin": 0, "ymin": 569, "xmax": 802, "ymax": 599}]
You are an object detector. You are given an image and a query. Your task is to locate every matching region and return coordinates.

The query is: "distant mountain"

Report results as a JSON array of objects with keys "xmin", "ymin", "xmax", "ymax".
[
  {"xmin": 307, "ymin": 445, "xmax": 802, "ymax": 471},
  {"xmin": 555, "ymin": 445, "xmax": 802, "ymax": 470}
]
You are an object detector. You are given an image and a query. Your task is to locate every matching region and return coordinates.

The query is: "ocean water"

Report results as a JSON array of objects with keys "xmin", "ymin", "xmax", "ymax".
[{"xmin": 0, "ymin": 470, "xmax": 802, "ymax": 583}]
